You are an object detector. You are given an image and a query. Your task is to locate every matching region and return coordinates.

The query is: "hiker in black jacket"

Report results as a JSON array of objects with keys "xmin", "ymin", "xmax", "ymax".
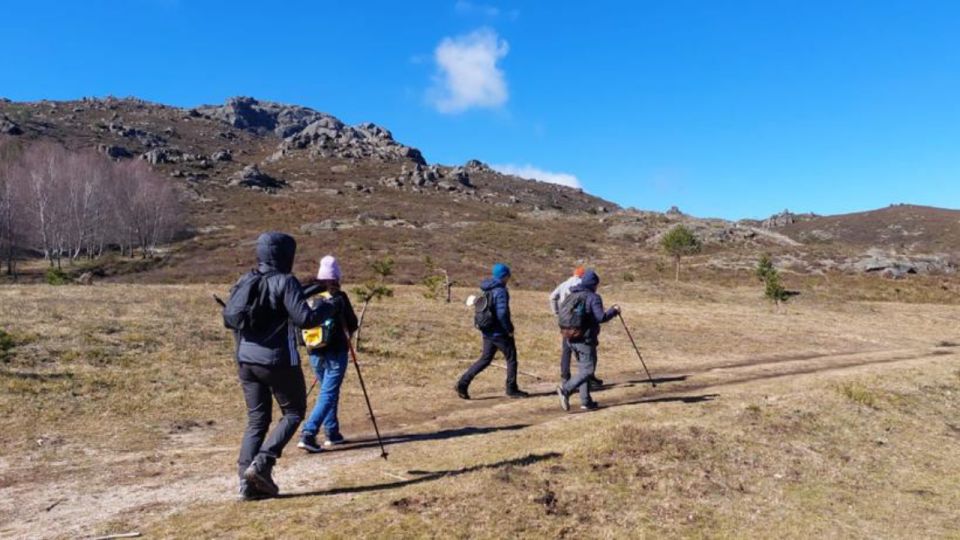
[
  {"xmin": 557, "ymin": 270, "xmax": 619, "ymax": 411},
  {"xmin": 456, "ymin": 263, "xmax": 529, "ymax": 399},
  {"xmin": 234, "ymin": 232, "xmax": 334, "ymax": 500}
]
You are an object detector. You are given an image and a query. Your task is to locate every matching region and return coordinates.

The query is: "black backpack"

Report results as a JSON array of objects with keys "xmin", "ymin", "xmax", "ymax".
[
  {"xmin": 222, "ymin": 271, "xmax": 276, "ymax": 332},
  {"xmin": 557, "ymin": 291, "xmax": 589, "ymax": 340},
  {"xmin": 473, "ymin": 290, "xmax": 497, "ymax": 332}
]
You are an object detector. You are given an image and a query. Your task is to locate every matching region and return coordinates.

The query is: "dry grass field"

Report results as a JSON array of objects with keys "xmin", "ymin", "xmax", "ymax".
[{"xmin": 1, "ymin": 280, "xmax": 959, "ymax": 539}]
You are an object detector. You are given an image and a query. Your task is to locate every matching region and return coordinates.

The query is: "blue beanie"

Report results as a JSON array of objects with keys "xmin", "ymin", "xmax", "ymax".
[{"xmin": 492, "ymin": 263, "xmax": 511, "ymax": 280}]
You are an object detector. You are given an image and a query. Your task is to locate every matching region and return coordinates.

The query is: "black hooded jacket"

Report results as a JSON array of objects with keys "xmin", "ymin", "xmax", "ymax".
[
  {"xmin": 568, "ymin": 270, "xmax": 618, "ymax": 345},
  {"xmin": 235, "ymin": 232, "xmax": 333, "ymax": 367}
]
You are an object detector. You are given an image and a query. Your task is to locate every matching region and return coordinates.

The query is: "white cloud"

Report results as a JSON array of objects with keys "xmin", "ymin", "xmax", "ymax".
[
  {"xmin": 492, "ymin": 164, "xmax": 582, "ymax": 189},
  {"xmin": 429, "ymin": 28, "xmax": 509, "ymax": 114}
]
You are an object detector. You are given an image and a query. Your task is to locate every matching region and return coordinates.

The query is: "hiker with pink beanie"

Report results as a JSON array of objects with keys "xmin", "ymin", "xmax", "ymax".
[{"xmin": 297, "ymin": 255, "xmax": 359, "ymax": 453}]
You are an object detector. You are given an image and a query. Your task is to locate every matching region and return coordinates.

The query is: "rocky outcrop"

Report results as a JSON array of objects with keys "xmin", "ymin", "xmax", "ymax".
[
  {"xmin": 0, "ymin": 115, "xmax": 22, "ymax": 135},
  {"xmin": 98, "ymin": 144, "xmax": 132, "ymax": 159},
  {"xmin": 840, "ymin": 248, "xmax": 954, "ymax": 278},
  {"xmin": 105, "ymin": 122, "xmax": 165, "ymax": 147},
  {"xmin": 196, "ymin": 96, "xmax": 324, "ymax": 137},
  {"xmin": 197, "ymin": 97, "xmax": 426, "ymax": 165},
  {"xmin": 762, "ymin": 210, "xmax": 819, "ymax": 229},
  {"xmin": 229, "ymin": 165, "xmax": 285, "ymax": 190},
  {"xmin": 141, "ymin": 148, "xmax": 182, "ymax": 165}
]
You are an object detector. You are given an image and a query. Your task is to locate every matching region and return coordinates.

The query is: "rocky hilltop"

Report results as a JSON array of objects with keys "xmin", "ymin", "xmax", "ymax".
[{"xmin": 0, "ymin": 95, "xmax": 957, "ymax": 286}]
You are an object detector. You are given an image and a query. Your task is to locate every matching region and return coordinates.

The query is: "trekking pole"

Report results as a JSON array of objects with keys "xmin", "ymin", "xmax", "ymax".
[
  {"xmin": 491, "ymin": 362, "xmax": 545, "ymax": 381},
  {"xmin": 345, "ymin": 330, "xmax": 389, "ymax": 460},
  {"xmin": 616, "ymin": 311, "xmax": 656, "ymax": 387}
]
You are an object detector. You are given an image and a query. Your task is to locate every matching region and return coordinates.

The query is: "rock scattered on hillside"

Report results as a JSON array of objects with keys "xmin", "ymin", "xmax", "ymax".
[
  {"xmin": 98, "ymin": 144, "xmax": 132, "ymax": 160},
  {"xmin": 0, "ymin": 115, "xmax": 22, "ymax": 135},
  {"xmin": 229, "ymin": 165, "xmax": 285, "ymax": 190}
]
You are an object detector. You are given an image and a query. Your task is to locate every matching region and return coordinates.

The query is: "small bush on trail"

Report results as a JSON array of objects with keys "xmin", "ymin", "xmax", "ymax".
[
  {"xmin": 837, "ymin": 382, "xmax": 879, "ymax": 409},
  {"xmin": 45, "ymin": 267, "xmax": 70, "ymax": 286},
  {"xmin": 622, "ymin": 271, "xmax": 636, "ymax": 283},
  {"xmin": 0, "ymin": 329, "xmax": 15, "ymax": 362}
]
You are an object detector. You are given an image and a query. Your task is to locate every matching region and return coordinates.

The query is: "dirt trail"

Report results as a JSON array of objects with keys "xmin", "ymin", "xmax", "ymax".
[{"xmin": 2, "ymin": 345, "xmax": 953, "ymax": 539}]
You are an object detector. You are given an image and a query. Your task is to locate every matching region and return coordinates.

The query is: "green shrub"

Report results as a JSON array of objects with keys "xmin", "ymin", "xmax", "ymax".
[
  {"xmin": 0, "ymin": 329, "xmax": 14, "ymax": 362},
  {"xmin": 45, "ymin": 267, "xmax": 71, "ymax": 286},
  {"xmin": 622, "ymin": 272, "xmax": 636, "ymax": 283},
  {"xmin": 837, "ymin": 382, "xmax": 878, "ymax": 409}
]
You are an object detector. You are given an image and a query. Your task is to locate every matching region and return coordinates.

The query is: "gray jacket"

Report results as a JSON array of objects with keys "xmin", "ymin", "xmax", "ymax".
[
  {"xmin": 549, "ymin": 275, "xmax": 582, "ymax": 315},
  {"xmin": 235, "ymin": 232, "xmax": 333, "ymax": 367}
]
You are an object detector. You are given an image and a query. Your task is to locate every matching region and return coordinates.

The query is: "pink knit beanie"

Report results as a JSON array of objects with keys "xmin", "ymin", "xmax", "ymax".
[{"xmin": 317, "ymin": 255, "xmax": 342, "ymax": 281}]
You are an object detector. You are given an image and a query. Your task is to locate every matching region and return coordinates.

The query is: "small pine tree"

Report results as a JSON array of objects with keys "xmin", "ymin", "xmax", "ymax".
[
  {"xmin": 756, "ymin": 254, "xmax": 789, "ymax": 306},
  {"xmin": 660, "ymin": 225, "xmax": 702, "ymax": 282},
  {"xmin": 755, "ymin": 253, "xmax": 776, "ymax": 282},
  {"xmin": 352, "ymin": 256, "xmax": 395, "ymax": 350}
]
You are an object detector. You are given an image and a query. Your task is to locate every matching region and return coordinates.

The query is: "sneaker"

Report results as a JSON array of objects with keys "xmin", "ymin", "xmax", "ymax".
[
  {"xmin": 580, "ymin": 401, "xmax": 600, "ymax": 411},
  {"xmin": 323, "ymin": 432, "xmax": 346, "ymax": 447},
  {"xmin": 242, "ymin": 457, "xmax": 279, "ymax": 497},
  {"xmin": 238, "ymin": 479, "xmax": 269, "ymax": 502},
  {"xmin": 297, "ymin": 433, "xmax": 323, "ymax": 454},
  {"xmin": 455, "ymin": 383, "xmax": 470, "ymax": 400},
  {"xmin": 557, "ymin": 385, "xmax": 570, "ymax": 412},
  {"xmin": 506, "ymin": 388, "xmax": 529, "ymax": 399}
]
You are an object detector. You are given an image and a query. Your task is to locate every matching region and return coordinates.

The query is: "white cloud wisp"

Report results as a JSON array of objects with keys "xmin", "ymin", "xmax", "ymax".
[
  {"xmin": 430, "ymin": 28, "xmax": 509, "ymax": 113},
  {"xmin": 492, "ymin": 164, "xmax": 582, "ymax": 189}
]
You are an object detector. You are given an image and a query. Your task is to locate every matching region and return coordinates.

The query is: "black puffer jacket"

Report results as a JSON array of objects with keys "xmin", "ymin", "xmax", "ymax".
[{"xmin": 235, "ymin": 232, "xmax": 333, "ymax": 367}]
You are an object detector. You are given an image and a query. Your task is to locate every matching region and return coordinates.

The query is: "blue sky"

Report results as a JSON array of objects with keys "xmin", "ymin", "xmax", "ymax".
[{"xmin": 3, "ymin": 0, "xmax": 959, "ymax": 219}]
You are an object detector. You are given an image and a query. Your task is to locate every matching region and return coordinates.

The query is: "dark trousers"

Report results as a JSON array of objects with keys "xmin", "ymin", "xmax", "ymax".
[
  {"xmin": 561, "ymin": 342, "xmax": 597, "ymax": 405},
  {"xmin": 237, "ymin": 363, "xmax": 306, "ymax": 478},
  {"xmin": 560, "ymin": 338, "xmax": 575, "ymax": 381},
  {"xmin": 459, "ymin": 335, "xmax": 518, "ymax": 391}
]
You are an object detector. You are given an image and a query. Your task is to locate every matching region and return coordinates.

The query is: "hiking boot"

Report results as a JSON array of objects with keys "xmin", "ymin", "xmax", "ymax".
[
  {"xmin": 455, "ymin": 383, "xmax": 470, "ymax": 400},
  {"xmin": 242, "ymin": 456, "xmax": 279, "ymax": 497},
  {"xmin": 557, "ymin": 385, "xmax": 570, "ymax": 412},
  {"xmin": 323, "ymin": 432, "xmax": 346, "ymax": 448},
  {"xmin": 506, "ymin": 388, "xmax": 529, "ymax": 399},
  {"xmin": 238, "ymin": 479, "xmax": 269, "ymax": 502},
  {"xmin": 297, "ymin": 433, "xmax": 323, "ymax": 454},
  {"xmin": 580, "ymin": 401, "xmax": 600, "ymax": 411},
  {"xmin": 590, "ymin": 375, "xmax": 604, "ymax": 387},
  {"xmin": 588, "ymin": 379, "xmax": 604, "ymax": 391}
]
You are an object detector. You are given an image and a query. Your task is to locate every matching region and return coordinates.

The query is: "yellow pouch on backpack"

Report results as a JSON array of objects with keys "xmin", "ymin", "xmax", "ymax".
[{"xmin": 302, "ymin": 292, "xmax": 334, "ymax": 351}]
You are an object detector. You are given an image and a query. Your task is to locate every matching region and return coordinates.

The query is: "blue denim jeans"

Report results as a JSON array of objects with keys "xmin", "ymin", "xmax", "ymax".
[{"xmin": 302, "ymin": 349, "xmax": 349, "ymax": 438}]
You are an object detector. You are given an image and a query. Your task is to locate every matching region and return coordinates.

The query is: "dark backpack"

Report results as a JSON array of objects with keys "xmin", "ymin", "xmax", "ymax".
[
  {"xmin": 473, "ymin": 290, "xmax": 497, "ymax": 332},
  {"xmin": 557, "ymin": 291, "xmax": 589, "ymax": 340},
  {"xmin": 222, "ymin": 271, "xmax": 276, "ymax": 332}
]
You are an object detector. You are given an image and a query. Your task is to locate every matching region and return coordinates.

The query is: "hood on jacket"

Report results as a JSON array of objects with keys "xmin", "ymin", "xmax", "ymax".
[
  {"xmin": 579, "ymin": 270, "xmax": 600, "ymax": 291},
  {"xmin": 480, "ymin": 277, "xmax": 506, "ymax": 291},
  {"xmin": 256, "ymin": 232, "xmax": 297, "ymax": 274}
]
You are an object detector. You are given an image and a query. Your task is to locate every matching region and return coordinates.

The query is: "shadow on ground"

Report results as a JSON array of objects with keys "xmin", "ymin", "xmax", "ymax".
[
  {"xmin": 326, "ymin": 424, "xmax": 530, "ymax": 453},
  {"xmin": 280, "ymin": 451, "xmax": 562, "ymax": 499}
]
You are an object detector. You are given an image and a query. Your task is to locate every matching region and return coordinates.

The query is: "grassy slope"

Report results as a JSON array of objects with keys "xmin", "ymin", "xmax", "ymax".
[{"xmin": 0, "ymin": 282, "xmax": 959, "ymax": 538}]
